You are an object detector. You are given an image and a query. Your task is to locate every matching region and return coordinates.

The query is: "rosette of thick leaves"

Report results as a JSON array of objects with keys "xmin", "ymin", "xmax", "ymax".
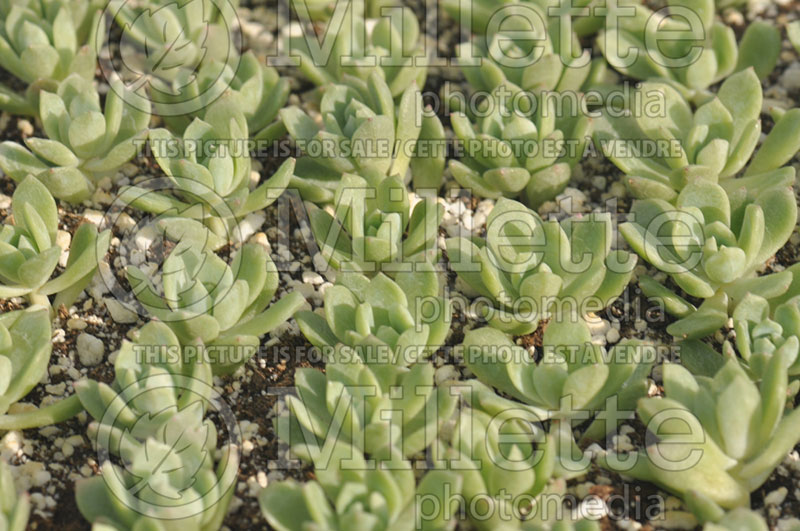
[
  {"xmin": 0, "ymin": 460, "xmax": 29, "ymax": 531},
  {"xmin": 150, "ymin": 51, "xmax": 289, "ymax": 140},
  {"xmin": 282, "ymin": 267, "xmax": 454, "ymax": 458},
  {"xmin": 0, "ymin": 74, "xmax": 151, "ymax": 203},
  {"xmin": 127, "ymin": 242, "xmax": 306, "ymax": 375},
  {"xmin": 595, "ymin": 71, "xmax": 800, "ymax": 201},
  {"xmin": 621, "ymin": 180, "xmax": 797, "ymax": 339},
  {"xmin": 448, "ymin": 82, "xmax": 589, "ymax": 208},
  {"xmin": 461, "ymin": 324, "xmax": 653, "ymax": 436},
  {"xmin": 447, "ymin": 198, "xmax": 636, "ymax": 335},
  {"xmin": 306, "ymin": 172, "xmax": 442, "ymax": 274},
  {"xmin": 596, "ymin": 0, "xmax": 747, "ymax": 97},
  {"xmin": 260, "ymin": 442, "xmax": 462, "ymax": 531},
  {"xmin": 281, "ymin": 73, "xmax": 444, "ymax": 201},
  {"xmin": 119, "ymin": 97, "xmax": 293, "ymax": 241},
  {"xmin": 0, "ymin": 307, "xmax": 51, "ymax": 418},
  {"xmin": 285, "ymin": 6, "xmax": 426, "ymax": 98},
  {"xmin": 0, "ymin": 177, "xmax": 110, "ymax": 308},
  {"xmin": 109, "ymin": 0, "xmax": 238, "ymax": 80},
  {"xmin": 0, "ymin": 0, "xmax": 99, "ymax": 114},
  {"xmin": 73, "ymin": 321, "xmax": 238, "ymax": 531},
  {"xmin": 598, "ymin": 358, "xmax": 800, "ymax": 509}
]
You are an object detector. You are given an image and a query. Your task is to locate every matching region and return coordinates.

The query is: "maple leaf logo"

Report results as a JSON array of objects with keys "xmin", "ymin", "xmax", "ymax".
[
  {"xmin": 121, "ymin": 401, "xmax": 211, "ymax": 501},
  {"xmin": 119, "ymin": 0, "xmax": 209, "ymax": 92}
]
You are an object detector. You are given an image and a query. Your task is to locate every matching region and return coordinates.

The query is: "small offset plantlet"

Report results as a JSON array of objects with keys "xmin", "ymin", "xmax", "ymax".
[
  {"xmin": 286, "ymin": 6, "xmax": 426, "ymax": 98},
  {"xmin": 260, "ymin": 442, "xmax": 462, "ymax": 531},
  {"xmin": 119, "ymin": 97, "xmax": 294, "ymax": 240},
  {"xmin": 448, "ymin": 84, "xmax": 589, "ymax": 208},
  {"xmin": 0, "ymin": 74, "xmax": 151, "ymax": 203},
  {"xmin": 0, "ymin": 0, "xmax": 99, "ymax": 115},
  {"xmin": 281, "ymin": 73, "xmax": 444, "ymax": 200},
  {"xmin": 621, "ymin": 180, "xmax": 797, "ymax": 338},
  {"xmin": 599, "ymin": 358, "xmax": 800, "ymax": 508},
  {"xmin": 0, "ymin": 460, "xmax": 30, "ymax": 531},
  {"xmin": 461, "ymin": 322, "xmax": 653, "ymax": 441},
  {"xmin": 596, "ymin": 70, "xmax": 800, "ymax": 201},
  {"xmin": 150, "ymin": 51, "xmax": 290, "ymax": 140},
  {"xmin": 0, "ymin": 307, "xmax": 51, "ymax": 419},
  {"xmin": 0, "ymin": 176, "xmax": 111, "ymax": 309},
  {"xmin": 306, "ymin": 173, "xmax": 443, "ymax": 273},
  {"xmin": 74, "ymin": 321, "xmax": 238, "ymax": 530},
  {"xmin": 685, "ymin": 490, "xmax": 768, "ymax": 530},
  {"xmin": 447, "ymin": 198, "xmax": 636, "ymax": 335},
  {"xmin": 127, "ymin": 242, "xmax": 306, "ymax": 375},
  {"xmin": 596, "ymin": 0, "xmax": 741, "ymax": 97}
]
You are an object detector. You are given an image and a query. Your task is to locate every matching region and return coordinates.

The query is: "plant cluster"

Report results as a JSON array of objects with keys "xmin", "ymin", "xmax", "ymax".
[{"xmin": 0, "ymin": 0, "xmax": 799, "ymax": 528}]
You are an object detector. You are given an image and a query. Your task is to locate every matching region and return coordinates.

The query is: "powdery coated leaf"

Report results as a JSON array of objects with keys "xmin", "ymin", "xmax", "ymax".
[
  {"xmin": 11, "ymin": 176, "xmax": 58, "ymax": 244},
  {"xmin": 735, "ymin": 21, "xmax": 781, "ymax": 81}
]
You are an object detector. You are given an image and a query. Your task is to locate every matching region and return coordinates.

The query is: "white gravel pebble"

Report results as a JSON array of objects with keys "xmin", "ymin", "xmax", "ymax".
[{"xmin": 76, "ymin": 333, "xmax": 105, "ymax": 366}]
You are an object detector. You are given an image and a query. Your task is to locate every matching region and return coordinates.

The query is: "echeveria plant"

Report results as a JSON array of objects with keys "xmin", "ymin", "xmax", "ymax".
[
  {"xmin": 448, "ymin": 84, "xmax": 589, "ymax": 208},
  {"xmin": 596, "ymin": 0, "xmax": 739, "ymax": 97},
  {"xmin": 686, "ymin": 490, "xmax": 769, "ymax": 530},
  {"xmin": 461, "ymin": 323, "xmax": 652, "ymax": 440},
  {"xmin": 0, "ymin": 176, "xmax": 111, "ymax": 309},
  {"xmin": 286, "ymin": 7, "xmax": 426, "ymax": 98},
  {"xmin": 150, "ymin": 51, "xmax": 289, "ymax": 140},
  {"xmin": 306, "ymin": 173, "xmax": 442, "ymax": 274},
  {"xmin": 447, "ymin": 198, "xmax": 635, "ymax": 335},
  {"xmin": 0, "ymin": 75, "xmax": 151, "ymax": 203},
  {"xmin": 119, "ymin": 98, "xmax": 293, "ymax": 240},
  {"xmin": 281, "ymin": 73, "xmax": 443, "ymax": 200},
  {"xmin": 621, "ymin": 180, "xmax": 797, "ymax": 338},
  {"xmin": 599, "ymin": 358, "xmax": 800, "ymax": 509},
  {"xmin": 0, "ymin": 307, "xmax": 51, "ymax": 418},
  {"xmin": 596, "ymin": 70, "xmax": 800, "ymax": 201},
  {"xmin": 260, "ymin": 443, "xmax": 461, "ymax": 531},
  {"xmin": 0, "ymin": 0, "xmax": 98, "ymax": 114},
  {"xmin": 127, "ymin": 242, "xmax": 306, "ymax": 374},
  {"xmin": 74, "ymin": 321, "xmax": 238, "ymax": 530},
  {"xmin": 0, "ymin": 460, "xmax": 29, "ymax": 531}
]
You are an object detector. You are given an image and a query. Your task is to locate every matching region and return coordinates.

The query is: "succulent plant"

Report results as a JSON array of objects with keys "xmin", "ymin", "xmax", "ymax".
[
  {"xmin": 261, "ymin": 442, "xmax": 462, "ymax": 531},
  {"xmin": 119, "ymin": 98, "xmax": 294, "ymax": 241},
  {"xmin": 621, "ymin": 179, "xmax": 797, "ymax": 339},
  {"xmin": 0, "ymin": 176, "xmax": 111, "ymax": 309},
  {"xmin": 0, "ymin": 307, "xmax": 51, "ymax": 419},
  {"xmin": 447, "ymin": 83, "xmax": 589, "ymax": 208},
  {"xmin": 109, "ymin": 0, "xmax": 239, "ymax": 81},
  {"xmin": 0, "ymin": 460, "xmax": 30, "ymax": 531},
  {"xmin": 285, "ymin": 6, "xmax": 426, "ymax": 99},
  {"xmin": 790, "ymin": 21, "xmax": 800, "ymax": 54},
  {"xmin": 290, "ymin": 0, "xmax": 400, "ymax": 22},
  {"xmin": 432, "ymin": 405, "xmax": 557, "ymax": 530},
  {"xmin": 0, "ymin": 74, "xmax": 151, "ymax": 203},
  {"xmin": 461, "ymin": 322, "xmax": 653, "ymax": 440},
  {"xmin": 306, "ymin": 173, "xmax": 443, "ymax": 274},
  {"xmin": 127, "ymin": 242, "xmax": 306, "ymax": 375},
  {"xmin": 447, "ymin": 198, "xmax": 636, "ymax": 335},
  {"xmin": 281, "ymin": 72, "xmax": 444, "ymax": 200},
  {"xmin": 596, "ymin": 0, "xmax": 740, "ymax": 97},
  {"xmin": 74, "ymin": 320, "xmax": 238, "ymax": 530},
  {"xmin": 595, "ymin": 70, "xmax": 800, "ymax": 201},
  {"xmin": 0, "ymin": 0, "xmax": 99, "ymax": 115},
  {"xmin": 598, "ymin": 358, "xmax": 800, "ymax": 509},
  {"xmin": 149, "ymin": 51, "xmax": 290, "ymax": 140},
  {"xmin": 282, "ymin": 266, "xmax": 454, "ymax": 458}
]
